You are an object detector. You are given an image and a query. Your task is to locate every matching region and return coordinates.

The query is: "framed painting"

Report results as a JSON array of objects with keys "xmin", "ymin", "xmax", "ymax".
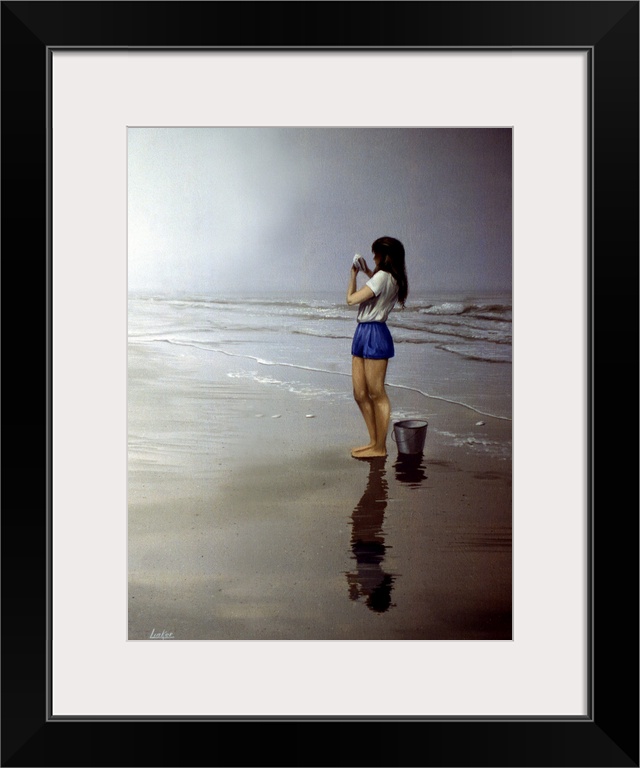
[
  {"xmin": 2, "ymin": 1, "xmax": 637, "ymax": 766},
  {"xmin": 125, "ymin": 123, "xmax": 513, "ymax": 644}
]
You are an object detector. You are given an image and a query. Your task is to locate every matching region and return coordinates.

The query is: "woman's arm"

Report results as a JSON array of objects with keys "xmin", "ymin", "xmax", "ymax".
[{"xmin": 347, "ymin": 266, "xmax": 375, "ymax": 306}]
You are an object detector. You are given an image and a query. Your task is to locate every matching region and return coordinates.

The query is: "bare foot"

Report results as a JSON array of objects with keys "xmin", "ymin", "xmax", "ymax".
[
  {"xmin": 351, "ymin": 443, "xmax": 375, "ymax": 454},
  {"xmin": 351, "ymin": 447, "xmax": 387, "ymax": 458}
]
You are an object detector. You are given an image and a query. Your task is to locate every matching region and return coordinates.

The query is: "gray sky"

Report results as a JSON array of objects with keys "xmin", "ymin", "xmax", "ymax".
[{"xmin": 128, "ymin": 127, "xmax": 511, "ymax": 297}]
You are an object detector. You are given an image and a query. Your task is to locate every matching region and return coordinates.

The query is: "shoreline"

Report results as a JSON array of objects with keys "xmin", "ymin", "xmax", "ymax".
[
  {"xmin": 128, "ymin": 340, "xmax": 512, "ymax": 640},
  {"xmin": 135, "ymin": 337, "xmax": 512, "ymax": 422}
]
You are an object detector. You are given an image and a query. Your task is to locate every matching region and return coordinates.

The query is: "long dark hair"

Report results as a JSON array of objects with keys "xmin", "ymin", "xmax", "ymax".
[{"xmin": 371, "ymin": 236, "xmax": 408, "ymax": 307}]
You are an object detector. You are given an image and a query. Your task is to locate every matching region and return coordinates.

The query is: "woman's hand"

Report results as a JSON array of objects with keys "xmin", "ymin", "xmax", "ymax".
[
  {"xmin": 353, "ymin": 254, "xmax": 374, "ymax": 275},
  {"xmin": 347, "ymin": 254, "xmax": 374, "ymax": 304},
  {"xmin": 355, "ymin": 256, "xmax": 373, "ymax": 278}
]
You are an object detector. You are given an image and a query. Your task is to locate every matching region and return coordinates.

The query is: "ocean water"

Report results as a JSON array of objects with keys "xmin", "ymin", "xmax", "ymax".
[{"xmin": 128, "ymin": 290, "xmax": 512, "ymax": 421}]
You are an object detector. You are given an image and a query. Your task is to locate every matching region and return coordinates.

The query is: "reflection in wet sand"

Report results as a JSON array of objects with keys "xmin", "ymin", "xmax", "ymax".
[
  {"xmin": 346, "ymin": 458, "xmax": 396, "ymax": 613},
  {"xmin": 393, "ymin": 452, "xmax": 427, "ymax": 486}
]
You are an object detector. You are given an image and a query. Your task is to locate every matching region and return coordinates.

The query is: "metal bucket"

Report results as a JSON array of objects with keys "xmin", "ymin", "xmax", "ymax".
[{"xmin": 392, "ymin": 419, "xmax": 428, "ymax": 455}]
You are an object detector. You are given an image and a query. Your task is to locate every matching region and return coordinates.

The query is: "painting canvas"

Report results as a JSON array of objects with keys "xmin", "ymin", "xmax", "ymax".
[{"xmin": 127, "ymin": 127, "xmax": 512, "ymax": 640}]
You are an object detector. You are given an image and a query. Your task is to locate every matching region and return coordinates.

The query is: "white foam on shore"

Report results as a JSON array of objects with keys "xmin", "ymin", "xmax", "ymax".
[
  {"xmin": 132, "ymin": 337, "xmax": 512, "ymax": 422},
  {"xmin": 227, "ymin": 370, "xmax": 343, "ymax": 401}
]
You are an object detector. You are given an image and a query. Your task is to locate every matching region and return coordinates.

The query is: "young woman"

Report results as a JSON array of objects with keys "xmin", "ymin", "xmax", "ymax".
[{"xmin": 346, "ymin": 236, "xmax": 408, "ymax": 458}]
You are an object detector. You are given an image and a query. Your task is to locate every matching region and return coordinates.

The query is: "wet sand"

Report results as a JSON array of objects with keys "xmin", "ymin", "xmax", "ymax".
[{"xmin": 128, "ymin": 341, "xmax": 512, "ymax": 640}]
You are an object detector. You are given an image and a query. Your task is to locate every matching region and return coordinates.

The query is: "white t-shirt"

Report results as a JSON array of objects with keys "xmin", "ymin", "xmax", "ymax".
[{"xmin": 357, "ymin": 270, "xmax": 399, "ymax": 323}]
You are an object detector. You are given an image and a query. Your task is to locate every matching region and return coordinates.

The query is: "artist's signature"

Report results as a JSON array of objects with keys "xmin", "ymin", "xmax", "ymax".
[{"xmin": 149, "ymin": 628, "xmax": 175, "ymax": 640}]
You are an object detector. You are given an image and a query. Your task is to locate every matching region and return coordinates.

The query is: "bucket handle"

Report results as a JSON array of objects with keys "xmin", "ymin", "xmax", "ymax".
[{"xmin": 392, "ymin": 422, "xmax": 428, "ymax": 443}]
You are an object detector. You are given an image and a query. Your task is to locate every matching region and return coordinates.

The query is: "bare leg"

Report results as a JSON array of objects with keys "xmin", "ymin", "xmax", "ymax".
[
  {"xmin": 354, "ymin": 359, "xmax": 390, "ymax": 458},
  {"xmin": 351, "ymin": 356, "xmax": 377, "ymax": 454}
]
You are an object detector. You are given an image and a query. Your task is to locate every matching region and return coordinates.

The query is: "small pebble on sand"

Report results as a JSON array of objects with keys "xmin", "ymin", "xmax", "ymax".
[
  {"xmin": 272, "ymin": 414, "xmax": 281, "ymax": 419},
  {"xmin": 305, "ymin": 414, "xmax": 315, "ymax": 418},
  {"xmin": 476, "ymin": 421, "xmax": 485, "ymax": 426}
]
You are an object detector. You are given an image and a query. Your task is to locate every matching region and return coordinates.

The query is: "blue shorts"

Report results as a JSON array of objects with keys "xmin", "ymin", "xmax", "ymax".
[{"xmin": 351, "ymin": 321, "xmax": 395, "ymax": 359}]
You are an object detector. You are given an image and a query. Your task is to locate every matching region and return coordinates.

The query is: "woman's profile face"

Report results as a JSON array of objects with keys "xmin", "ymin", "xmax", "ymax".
[{"xmin": 372, "ymin": 251, "xmax": 382, "ymax": 266}]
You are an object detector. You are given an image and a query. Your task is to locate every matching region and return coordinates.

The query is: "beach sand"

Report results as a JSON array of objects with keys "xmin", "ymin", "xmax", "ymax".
[{"xmin": 128, "ymin": 341, "xmax": 512, "ymax": 640}]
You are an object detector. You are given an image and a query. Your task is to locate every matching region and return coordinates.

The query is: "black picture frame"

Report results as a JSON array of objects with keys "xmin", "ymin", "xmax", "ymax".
[{"xmin": 2, "ymin": 2, "xmax": 637, "ymax": 766}]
